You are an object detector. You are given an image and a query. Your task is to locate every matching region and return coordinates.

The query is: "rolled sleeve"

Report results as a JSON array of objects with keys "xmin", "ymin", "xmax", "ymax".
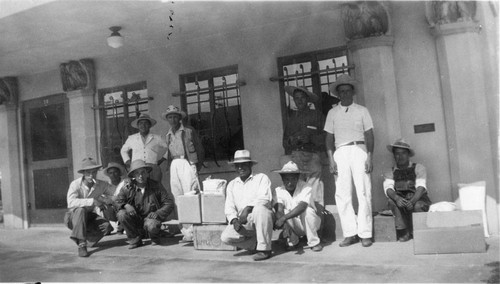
[
  {"xmin": 383, "ymin": 171, "xmax": 394, "ymax": 197},
  {"xmin": 415, "ymin": 164, "xmax": 427, "ymax": 191}
]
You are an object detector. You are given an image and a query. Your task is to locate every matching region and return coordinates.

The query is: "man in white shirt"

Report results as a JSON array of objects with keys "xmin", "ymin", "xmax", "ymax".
[
  {"xmin": 221, "ymin": 150, "xmax": 275, "ymax": 261},
  {"xmin": 102, "ymin": 162, "xmax": 128, "ymax": 233},
  {"xmin": 64, "ymin": 157, "xmax": 115, "ymax": 257},
  {"xmin": 324, "ymin": 74, "xmax": 375, "ymax": 248},
  {"xmin": 274, "ymin": 161, "xmax": 322, "ymax": 252},
  {"xmin": 120, "ymin": 113, "xmax": 167, "ymax": 183}
]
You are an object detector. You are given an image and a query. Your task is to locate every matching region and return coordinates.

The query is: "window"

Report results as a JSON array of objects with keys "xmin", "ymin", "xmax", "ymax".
[
  {"xmin": 98, "ymin": 81, "xmax": 149, "ymax": 166},
  {"xmin": 276, "ymin": 47, "xmax": 352, "ymax": 125},
  {"xmin": 177, "ymin": 65, "xmax": 244, "ymax": 171}
]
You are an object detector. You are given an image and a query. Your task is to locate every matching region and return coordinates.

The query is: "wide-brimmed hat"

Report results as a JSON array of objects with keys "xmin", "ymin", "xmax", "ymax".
[
  {"xmin": 272, "ymin": 161, "xmax": 309, "ymax": 175},
  {"xmin": 103, "ymin": 162, "xmax": 127, "ymax": 177},
  {"xmin": 77, "ymin": 157, "xmax": 102, "ymax": 174},
  {"xmin": 228, "ymin": 149, "xmax": 258, "ymax": 164},
  {"xmin": 161, "ymin": 105, "xmax": 187, "ymax": 120},
  {"xmin": 284, "ymin": 86, "xmax": 318, "ymax": 103},
  {"xmin": 131, "ymin": 113, "xmax": 157, "ymax": 129},
  {"xmin": 328, "ymin": 74, "xmax": 359, "ymax": 94},
  {"xmin": 387, "ymin": 138, "xmax": 415, "ymax": 157},
  {"xmin": 127, "ymin": 160, "xmax": 153, "ymax": 178}
]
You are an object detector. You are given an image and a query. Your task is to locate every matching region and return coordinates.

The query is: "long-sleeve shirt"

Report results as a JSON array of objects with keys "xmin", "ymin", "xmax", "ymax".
[
  {"xmin": 120, "ymin": 133, "xmax": 168, "ymax": 164},
  {"xmin": 224, "ymin": 173, "xmax": 275, "ymax": 222},
  {"xmin": 66, "ymin": 178, "xmax": 116, "ymax": 209},
  {"xmin": 115, "ymin": 179, "xmax": 175, "ymax": 221}
]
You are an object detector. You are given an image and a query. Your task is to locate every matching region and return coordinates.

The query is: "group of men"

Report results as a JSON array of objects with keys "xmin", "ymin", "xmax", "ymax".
[{"xmin": 64, "ymin": 74, "xmax": 432, "ymax": 261}]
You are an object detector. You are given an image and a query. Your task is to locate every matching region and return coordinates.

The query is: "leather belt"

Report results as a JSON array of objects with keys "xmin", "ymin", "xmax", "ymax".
[
  {"xmin": 340, "ymin": 141, "xmax": 365, "ymax": 147},
  {"xmin": 172, "ymin": 155, "xmax": 185, "ymax": 159}
]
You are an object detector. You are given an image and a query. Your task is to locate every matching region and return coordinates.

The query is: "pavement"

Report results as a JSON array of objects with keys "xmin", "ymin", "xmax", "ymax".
[{"xmin": 0, "ymin": 226, "xmax": 499, "ymax": 283}]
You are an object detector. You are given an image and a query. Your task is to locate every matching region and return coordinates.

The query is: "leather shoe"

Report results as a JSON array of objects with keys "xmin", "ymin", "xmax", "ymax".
[
  {"xmin": 339, "ymin": 236, "xmax": 359, "ymax": 247},
  {"xmin": 129, "ymin": 240, "xmax": 143, "ymax": 249},
  {"xmin": 398, "ymin": 232, "xmax": 412, "ymax": 242},
  {"xmin": 361, "ymin": 238, "xmax": 373, "ymax": 247},
  {"xmin": 252, "ymin": 251, "xmax": 272, "ymax": 261},
  {"xmin": 78, "ymin": 245, "xmax": 89, "ymax": 257},
  {"xmin": 311, "ymin": 244, "xmax": 323, "ymax": 252}
]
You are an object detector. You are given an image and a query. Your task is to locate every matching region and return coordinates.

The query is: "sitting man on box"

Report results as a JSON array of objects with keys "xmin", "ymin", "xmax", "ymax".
[
  {"xmin": 115, "ymin": 160, "xmax": 175, "ymax": 248},
  {"xmin": 383, "ymin": 138, "xmax": 431, "ymax": 242},
  {"xmin": 221, "ymin": 150, "xmax": 276, "ymax": 261},
  {"xmin": 274, "ymin": 161, "xmax": 323, "ymax": 252}
]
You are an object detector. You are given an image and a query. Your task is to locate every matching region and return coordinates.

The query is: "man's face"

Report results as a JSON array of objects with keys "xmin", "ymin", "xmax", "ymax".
[
  {"xmin": 166, "ymin": 114, "xmax": 181, "ymax": 128},
  {"xmin": 393, "ymin": 147, "xmax": 410, "ymax": 167},
  {"xmin": 132, "ymin": 168, "xmax": 149, "ymax": 185},
  {"xmin": 234, "ymin": 162, "xmax": 252, "ymax": 181},
  {"xmin": 281, "ymin": 174, "xmax": 300, "ymax": 193},
  {"xmin": 292, "ymin": 91, "xmax": 309, "ymax": 111},
  {"xmin": 337, "ymin": 84, "xmax": 355, "ymax": 106},
  {"xmin": 82, "ymin": 169, "xmax": 98, "ymax": 184},
  {"xmin": 107, "ymin": 167, "xmax": 121, "ymax": 184},
  {"xmin": 137, "ymin": 119, "xmax": 151, "ymax": 135}
]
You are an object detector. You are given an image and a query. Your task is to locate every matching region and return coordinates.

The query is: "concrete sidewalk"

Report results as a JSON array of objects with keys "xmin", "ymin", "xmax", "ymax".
[{"xmin": 0, "ymin": 227, "xmax": 498, "ymax": 283}]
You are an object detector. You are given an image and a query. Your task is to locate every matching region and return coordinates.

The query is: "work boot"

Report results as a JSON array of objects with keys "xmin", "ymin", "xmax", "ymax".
[
  {"xmin": 129, "ymin": 238, "xmax": 143, "ymax": 249},
  {"xmin": 252, "ymin": 251, "xmax": 272, "ymax": 261},
  {"xmin": 339, "ymin": 236, "xmax": 359, "ymax": 247},
  {"xmin": 398, "ymin": 230, "xmax": 412, "ymax": 242},
  {"xmin": 78, "ymin": 243, "xmax": 89, "ymax": 257},
  {"xmin": 361, "ymin": 238, "xmax": 373, "ymax": 247},
  {"xmin": 311, "ymin": 243, "xmax": 323, "ymax": 252}
]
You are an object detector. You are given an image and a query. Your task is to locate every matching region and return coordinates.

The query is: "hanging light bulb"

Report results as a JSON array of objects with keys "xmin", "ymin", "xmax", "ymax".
[{"xmin": 107, "ymin": 26, "xmax": 123, "ymax": 48}]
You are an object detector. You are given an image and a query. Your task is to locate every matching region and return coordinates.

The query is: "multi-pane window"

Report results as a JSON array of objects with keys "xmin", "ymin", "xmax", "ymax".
[
  {"xmin": 98, "ymin": 81, "xmax": 149, "ymax": 166},
  {"xmin": 178, "ymin": 65, "xmax": 244, "ymax": 169}
]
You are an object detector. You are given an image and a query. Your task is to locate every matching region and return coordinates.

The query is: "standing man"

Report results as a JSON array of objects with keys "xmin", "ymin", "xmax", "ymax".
[
  {"xmin": 273, "ymin": 161, "xmax": 322, "ymax": 252},
  {"xmin": 383, "ymin": 139, "xmax": 431, "ymax": 242},
  {"xmin": 324, "ymin": 74, "xmax": 375, "ymax": 248},
  {"xmin": 115, "ymin": 160, "xmax": 175, "ymax": 248},
  {"xmin": 64, "ymin": 157, "xmax": 115, "ymax": 257},
  {"xmin": 282, "ymin": 86, "xmax": 326, "ymax": 209},
  {"xmin": 120, "ymin": 113, "xmax": 167, "ymax": 183},
  {"xmin": 220, "ymin": 150, "xmax": 275, "ymax": 261}
]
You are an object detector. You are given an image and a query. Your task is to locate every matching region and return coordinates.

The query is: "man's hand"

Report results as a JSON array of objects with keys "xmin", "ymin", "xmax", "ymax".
[
  {"xmin": 395, "ymin": 196, "xmax": 409, "ymax": 208},
  {"xmin": 93, "ymin": 198, "xmax": 104, "ymax": 208},
  {"xmin": 329, "ymin": 160, "xmax": 338, "ymax": 175},
  {"xmin": 147, "ymin": 212, "xmax": 158, "ymax": 219},
  {"xmin": 99, "ymin": 195, "xmax": 113, "ymax": 205},
  {"xmin": 124, "ymin": 204, "xmax": 137, "ymax": 216},
  {"xmin": 274, "ymin": 216, "xmax": 286, "ymax": 230},
  {"xmin": 406, "ymin": 200, "xmax": 415, "ymax": 211},
  {"xmin": 231, "ymin": 218, "xmax": 242, "ymax": 232},
  {"xmin": 365, "ymin": 154, "xmax": 373, "ymax": 173}
]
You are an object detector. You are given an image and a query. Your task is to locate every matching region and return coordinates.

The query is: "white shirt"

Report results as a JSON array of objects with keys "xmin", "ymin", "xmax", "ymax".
[
  {"xmin": 120, "ymin": 132, "xmax": 168, "ymax": 164},
  {"xmin": 67, "ymin": 178, "xmax": 115, "ymax": 209},
  {"xmin": 383, "ymin": 161, "xmax": 427, "ymax": 197},
  {"xmin": 224, "ymin": 172, "xmax": 275, "ymax": 222},
  {"xmin": 324, "ymin": 103, "xmax": 374, "ymax": 148},
  {"xmin": 275, "ymin": 179, "xmax": 316, "ymax": 211}
]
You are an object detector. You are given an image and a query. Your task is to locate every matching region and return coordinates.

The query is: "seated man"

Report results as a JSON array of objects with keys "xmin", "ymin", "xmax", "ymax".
[
  {"xmin": 220, "ymin": 150, "xmax": 275, "ymax": 261},
  {"xmin": 103, "ymin": 162, "xmax": 128, "ymax": 234},
  {"xmin": 274, "ymin": 161, "xmax": 322, "ymax": 252},
  {"xmin": 64, "ymin": 157, "xmax": 115, "ymax": 257},
  {"xmin": 115, "ymin": 160, "xmax": 175, "ymax": 249},
  {"xmin": 383, "ymin": 139, "xmax": 431, "ymax": 242}
]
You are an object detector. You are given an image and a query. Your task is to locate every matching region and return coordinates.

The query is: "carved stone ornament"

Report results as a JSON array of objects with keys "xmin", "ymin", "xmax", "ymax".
[
  {"xmin": 425, "ymin": 1, "xmax": 477, "ymax": 27},
  {"xmin": 0, "ymin": 77, "xmax": 19, "ymax": 107},
  {"xmin": 59, "ymin": 58, "xmax": 95, "ymax": 92},
  {"xmin": 341, "ymin": 1, "xmax": 391, "ymax": 40}
]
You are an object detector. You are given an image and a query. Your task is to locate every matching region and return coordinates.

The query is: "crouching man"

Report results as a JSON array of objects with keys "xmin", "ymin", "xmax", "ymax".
[
  {"xmin": 221, "ymin": 150, "xmax": 276, "ymax": 261},
  {"xmin": 64, "ymin": 157, "xmax": 115, "ymax": 257},
  {"xmin": 274, "ymin": 161, "xmax": 322, "ymax": 252},
  {"xmin": 115, "ymin": 160, "xmax": 175, "ymax": 249}
]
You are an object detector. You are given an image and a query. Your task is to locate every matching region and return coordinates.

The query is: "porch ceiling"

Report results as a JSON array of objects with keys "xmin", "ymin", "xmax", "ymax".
[{"xmin": 0, "ymin": 0, "xmax": 341, "ymax": 78}]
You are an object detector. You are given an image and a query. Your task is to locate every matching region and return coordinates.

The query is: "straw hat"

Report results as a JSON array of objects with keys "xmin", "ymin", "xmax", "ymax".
[
  {"xmin": 127, "ymin": 160, "xmax": 153, "ymax": 178},
  {"xmin": 228, "ymin": 149, "xmax": 258, "ymax": 164},
  {"xmin": 77, "ymin": 157, "xmax": 102, "ymax": 174},
  {"xmin": 130, "ymin": 113, "xmax": 157, "ymax": 129},
  {"xmin": 386, "ymin": 138, "xmax": 415, "ymax": 157},
  {"xmin": 103, "ymin": 162, "xmax": 127, "ymax": 177},
  {"xmin": 328, "ymin": 74, "xmax": 359, "ymax": 94},
  {"xmin": 272, "ymin": 161, "xmax": 309, "ymax": 174},
  {"xmin": 161, "ymin": 105, "xmax": 187, "ymax": 120},
  {"xmin": 284, "ymin": 86, "xmax": 318, "ymax": 102}
]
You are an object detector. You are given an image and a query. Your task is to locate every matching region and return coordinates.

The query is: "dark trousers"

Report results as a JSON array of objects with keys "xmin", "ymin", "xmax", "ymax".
[
  {"xmin": 117, "ymin": 209, "xmax": 162, "ymax": 244},
  {"xmin": 64, "ymin": 207, "xmax": 112, "ymax": 246},
  {"xmin": 388, "ymin": 192, "xmax": 431, "ymax": 231}
]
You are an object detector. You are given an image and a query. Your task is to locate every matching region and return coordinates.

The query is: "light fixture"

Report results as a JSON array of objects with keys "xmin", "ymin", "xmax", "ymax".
[{"xmin": 107, "ymin": 26, "xmax": 123, "ymax": 48}]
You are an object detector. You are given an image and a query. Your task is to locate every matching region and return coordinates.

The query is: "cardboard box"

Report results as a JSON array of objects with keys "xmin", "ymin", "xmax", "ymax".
[
  {"xmin": 413, "ymin": 210, "xmax": 486, "ymax": 255},
  {"xmin": 201, "ymin": 194, "xmax": 226, "ymax": 224},
  {"xmin": 373, "ymin": 214, "xmax": 397, "ymax": 242},
  {"xmin": 193, "ymin": 224, "xmax": 237, "ymax": 251},
  {"xmin": 177, "ymin": 194, "xmax": 202, "ymax": 224}
]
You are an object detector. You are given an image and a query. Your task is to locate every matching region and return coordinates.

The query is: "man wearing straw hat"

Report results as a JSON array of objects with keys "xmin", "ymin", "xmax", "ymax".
[
  {"xmin": 273, "ymin": 161, "xmax": 323, "ymax": 252},
  {"xmin": 383, "ymin": 138, "xmax": 431, "ymax": 242},
  {"xmin": 324, "ymin": 74, "xmax": 375, "ymax": 248},
  {"xmin": 221, "ymin": 150, "xmax": 275, "ymax": 261},
  {"xmin": 64, "ymin": 157, "xmax": 116, "ymax": 257},
  {"xmin": 120, "ymin": 113, "xmax": 167, "ymax": 183},
  {"xmin": 282, "ymin": 85, "xmax": 326, "ymax": 212},
  {"xmin": 103, "ymin": 162, "xmax": 128, "ymax": 234},
  {"xmin": 115, "ymin": 160, "xmax": 175, "ymax": 249}
]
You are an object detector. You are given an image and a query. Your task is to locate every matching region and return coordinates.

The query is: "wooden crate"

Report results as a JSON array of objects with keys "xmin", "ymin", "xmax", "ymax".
[{"xmin": 193, "ymin": 224, "xmax": 237, "ymax": 251}]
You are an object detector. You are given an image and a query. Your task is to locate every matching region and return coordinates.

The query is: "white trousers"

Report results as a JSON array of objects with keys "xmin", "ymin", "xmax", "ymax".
[
  {"xmin": 333, "ymin": 145, "xmax": 372, "ymax": 238},
  {"xmin": 282, "ymin": 206, "xmax": 321, "ymax": 247},
  {"xmin": 170, "ymin": 159, "xmax": 200, "ymax": 197},
  {"xmin": 220, "ymin": 205, "xmax": 274, "ymax": 251}
]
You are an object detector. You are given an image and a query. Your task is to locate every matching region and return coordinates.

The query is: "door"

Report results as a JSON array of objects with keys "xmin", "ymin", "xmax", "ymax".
[{"xmin": 23, "ymin": 94, "xmax": 72, "ymax": 225}]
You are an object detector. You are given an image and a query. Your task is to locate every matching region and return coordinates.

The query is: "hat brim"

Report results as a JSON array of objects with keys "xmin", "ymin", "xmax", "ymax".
[
  {"xmin": 103, "ymin": 164, "xmax": 127, "ymax": 177},
  {"xmin": 131, "ymin": 117, "xmax": 157, "ymax": 129},
  {"xmin": 329, "ymin": 80, "xmax": 358, "ymax": 94},
  {"xmin": 273, "ymin": 169, "xmax": 309, "ymax": 174},
  {"xmin": 387, "ymin": 145, "xmax": 415, "ymax": 157},
  {"xmin": 162, "ymin": 111, "xmax": 187, "ymax": 121},
  {"xmin": 77, "ymin": 165, "xmax": 102, "ymax": 174},
  {"xmin": 284, "ymin": 86, "xmax": 318, "ymax": 102},
  {"xmin": 228, "ymin": 159, "xmax": 258, "ymax": 165},
  {"xmin": 127, "ymin": 165, "xmax": 153, "ymax": 178}
]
